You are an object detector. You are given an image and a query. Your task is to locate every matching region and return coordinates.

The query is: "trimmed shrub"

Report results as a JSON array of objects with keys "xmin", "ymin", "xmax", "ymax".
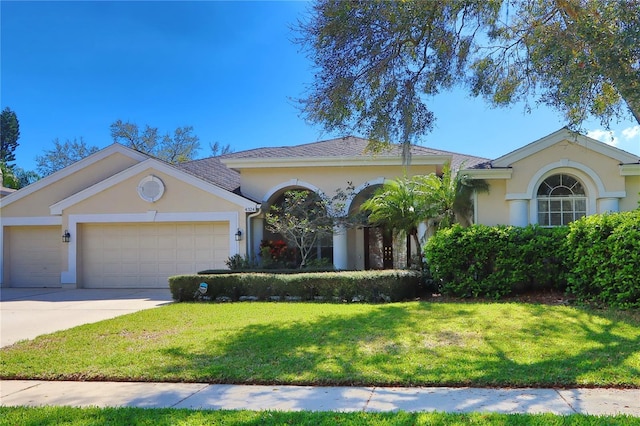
[
  {"xmin": 565, "ymin": 210, "xmax": 640, "ymax": 309},
  {"xmin": 168, "ymin": 270, "xmax": 420, "ymax": 303},
  {"xmin": 424, "ymin": 224, "xmax": 569, "ymax": 299}
]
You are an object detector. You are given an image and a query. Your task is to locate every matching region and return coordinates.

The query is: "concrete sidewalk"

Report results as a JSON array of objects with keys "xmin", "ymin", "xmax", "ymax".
[{"xmin": 1, "ymin": 381, "xmax": 639, "ymax": 415}]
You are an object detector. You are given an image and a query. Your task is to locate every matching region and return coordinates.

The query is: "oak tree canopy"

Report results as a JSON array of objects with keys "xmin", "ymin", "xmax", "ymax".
[{"xmin": 297, "ymin": 0, "xmax": 640, "ymax": 146}]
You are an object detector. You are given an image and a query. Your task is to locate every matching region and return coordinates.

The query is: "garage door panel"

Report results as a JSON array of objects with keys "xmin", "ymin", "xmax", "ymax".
[
  {"xmin": 82, "ymin": 222, "xmax": 228, "ymax": 288},
  {"xmin": 6, "ymin": 226, "xmax": 61, "ymax": 287}
]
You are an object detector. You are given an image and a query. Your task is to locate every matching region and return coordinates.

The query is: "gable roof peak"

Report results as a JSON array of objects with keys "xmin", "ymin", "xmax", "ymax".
[{"xmin": 492, "ymin": 128, "xmax": 640, "ymax": 168}]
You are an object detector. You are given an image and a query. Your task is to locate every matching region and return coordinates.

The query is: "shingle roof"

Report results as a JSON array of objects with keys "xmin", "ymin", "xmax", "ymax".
[
  {"xmin": 222, "ymin": 136, "xmax": 489, "ymax": 170},
  {"xmin": 177, "ymin": 156, "xmax": 241, "ymax": 193},
  {"xmin": 177, "ymin": 136, "xmax": 489, "ymax": 193}
]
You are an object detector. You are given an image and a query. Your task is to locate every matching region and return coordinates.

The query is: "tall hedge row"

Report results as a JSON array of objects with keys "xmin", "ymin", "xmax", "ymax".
[
  {"xmin": 424, "ymin": 211, "xmax": 640, "ymax": 308},
  {"xmin": 425, "ymin": 224, "xmax": 569, "ymax": 299},
  {"xmin": 566, "ymin": 210, "xmax": 640, "ymax": 308}
]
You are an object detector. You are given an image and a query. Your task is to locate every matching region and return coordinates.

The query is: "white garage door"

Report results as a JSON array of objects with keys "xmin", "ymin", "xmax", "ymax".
[
  {"xmin": 81, "ymin": 222, "xmax": 229, "ymax": 288},
  {"xmin": 5, "ymin": 226, "xmax": 62, "ymax": 288}
]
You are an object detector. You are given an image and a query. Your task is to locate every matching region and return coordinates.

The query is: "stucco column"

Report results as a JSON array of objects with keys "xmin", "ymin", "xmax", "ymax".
[
  {"xmin": 509, "ymin": 199, "xmax": 529, "ymax": 227},
  {"xmin": 332, "ymin": 223, "xmax": 348, "ymax": 270},
  {"xmin": 598, "ymin": 197, "xmax": 619, "ymax": 214}
]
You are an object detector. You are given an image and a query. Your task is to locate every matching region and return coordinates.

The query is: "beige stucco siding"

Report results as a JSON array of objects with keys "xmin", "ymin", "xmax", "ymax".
[
  {"xmin": 63, "ymin": 170, "xmax": 243, "ymax": 216},
  {"xmin": 1, "ymin": 153, "xmax": 140, "ymax": 217},
  {"xmin": 621, "ymin": 175, "xmax": 640, "ymax": 211},
  {"xmin": 239, "ymin": 164, "xmax": 439, "ymax": 202},
  {"xmin": 505, "ymin": 141, "xmax": 625, "ymax": 196},
  {"xmin": 476, "ymin": 179, "xmax": 509, "ymax": 226}
]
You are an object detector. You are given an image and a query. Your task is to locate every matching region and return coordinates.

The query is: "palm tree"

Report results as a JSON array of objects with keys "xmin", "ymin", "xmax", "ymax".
[
  {"xmin": 361, "ymin": 163, "xmax": 488, "ymax": 267},
  {"xmin": 361, "ymin": 174, "xmax": 438, "ymax": 268},
  {"xmin": 426, "ymin": 162, "xmax": 489, "ymax": 230}
]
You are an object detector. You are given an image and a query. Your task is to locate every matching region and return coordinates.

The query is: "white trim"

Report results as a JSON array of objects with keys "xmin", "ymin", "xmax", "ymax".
[
  {"xmin": 262, "ymin": 179, "xmax": 324, "ymax": 204},
  {"xmin": 526, "ymin": 166, "xmax": 605, "ymax": 224},
  {"xmin": 0, "ymin": 217, "xmax": 63, "ymax": 285},
  {"xmin": 493, "ymin": 128, "xmax": 640, "ymax": 168},
  {"xmin": 137, "ymin": 175, "xmax": 165, "ymax": 202},
  {"xmin": 525, "ymin": 161, "xmax": 623, "ymax": 199},
  {"xmin": 620, "ymin": 164, "xmax": 640, "ymax": 176},
  {"xmin": 344, "ymin": 177, "xmax": 387, "ymax": 217},
  {"xmin": 461, "ymin": 168, "xmax": 513, "ymax": 179},
  {"xmin": 0, "ymin": 144, "xmax": 149, "ymax": 208},
  {"xmin": 50, "ymin": 158, "xmax": 257, "ymax": 215},
  {"xmin": 1, "ymin": 216, "xmax": 62, "ymax": 226},
  {"xmin": 62, "ymin": 212, "xmax": 239, "ymax": 285},
  {"xmin": 222, "ymin": 155, "xmax": 451, "ymax": 169}
]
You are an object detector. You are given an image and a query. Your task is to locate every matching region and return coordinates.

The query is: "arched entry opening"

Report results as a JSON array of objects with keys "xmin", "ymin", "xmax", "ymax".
[
  {"xmin": 262, "ymin": 187, "xmax": 333, "ymax": 268},
  {"xmin": 349, "ymin": 184, "xmax": 408, "ymax": 270}
]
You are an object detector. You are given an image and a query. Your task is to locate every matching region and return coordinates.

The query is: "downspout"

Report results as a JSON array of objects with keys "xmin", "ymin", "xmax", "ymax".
[{"xmin": 246, "ymin": 204, "xmax": 262, "ymax": 261}]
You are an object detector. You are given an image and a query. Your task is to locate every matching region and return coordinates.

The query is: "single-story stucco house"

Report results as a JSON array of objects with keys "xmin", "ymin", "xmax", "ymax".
[{"xmin": 1, "ymin": 128, "xmax": 639, "ymax": 289}]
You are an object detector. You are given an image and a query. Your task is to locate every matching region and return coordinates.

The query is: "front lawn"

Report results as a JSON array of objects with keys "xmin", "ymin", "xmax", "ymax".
[{"xmin": 1, "ymin": 302, "xmax": 639, "ymax": 387}]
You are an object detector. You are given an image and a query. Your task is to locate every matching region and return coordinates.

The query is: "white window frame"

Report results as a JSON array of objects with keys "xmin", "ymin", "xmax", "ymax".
[{"xmin": 536, "ymin": 174, "xmax": 587, "ymax": 227}]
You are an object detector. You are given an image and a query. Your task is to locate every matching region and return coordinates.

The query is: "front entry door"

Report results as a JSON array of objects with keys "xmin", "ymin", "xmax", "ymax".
[{"xmin": 364, "ymin": 226, "xmax": 393, "ymax": 270}]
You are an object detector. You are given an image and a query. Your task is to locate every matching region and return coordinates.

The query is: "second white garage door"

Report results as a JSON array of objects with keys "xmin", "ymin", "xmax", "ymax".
[{"xmin": 81, "ymin": 222, "xmax": 229, "ymax": 288}]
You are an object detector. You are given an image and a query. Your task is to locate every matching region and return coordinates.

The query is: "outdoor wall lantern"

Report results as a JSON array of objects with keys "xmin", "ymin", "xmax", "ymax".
[
  {"xmin": 235, "ymin": 229, "xmax": 242, "ymax": 241},
  {"xmin": 62, "ymin": 230, "xmax": 71, "ymax": 243}
]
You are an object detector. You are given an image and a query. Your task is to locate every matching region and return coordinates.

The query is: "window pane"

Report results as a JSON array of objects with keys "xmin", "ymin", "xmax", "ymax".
[
  {"xmin": 551, "ymin": 213, "xmax": 561, "ymax": 226},
  {"xmin": 538, "ymin": 200, "xmax": 548, "ymax": 213},
  {"xmin": 538, "ymin": 213, "xmax": 549, "ymax": 226},
  {"xmin": 562, "ymin": 199, "xmax": 572, "ymax": 211},
  {"xmin": 550, "ymin": 200, "xmax": 561, "ymax": 212},
  {"xmin": 576, "ymin": 199, "xmax": 586, "ymax": 212},
  {"xmin": 547, "ymin": 174, "xmax": 561, "ymax": 188},
  {"xmin": 563, "ymin": 213, "xmax": 573, "ymax": 225},
  {"xmin": 551, "ymin": 186, "xmax": 572, "ymax": 196}
]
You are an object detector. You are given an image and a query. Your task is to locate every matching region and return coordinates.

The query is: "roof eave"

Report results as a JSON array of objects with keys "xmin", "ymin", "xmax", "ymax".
[{"xmin": 462, "ymin": 168, "xmax": 513, "ymax": 179}]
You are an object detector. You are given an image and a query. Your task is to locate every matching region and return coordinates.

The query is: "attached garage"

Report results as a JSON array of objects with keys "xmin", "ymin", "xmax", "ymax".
[
  {"xmin": 80, "ymin": 222, "xmax": 229, "ymax": 288},
  {"xmin": 4, "ymin": 226, "xmax": 62, "ymax": 288}
]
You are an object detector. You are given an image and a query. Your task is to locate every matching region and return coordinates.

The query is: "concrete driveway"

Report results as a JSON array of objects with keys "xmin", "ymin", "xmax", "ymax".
[{"xmin": 0, "ymin": 288, "xmax": 173, "ymax": 347}]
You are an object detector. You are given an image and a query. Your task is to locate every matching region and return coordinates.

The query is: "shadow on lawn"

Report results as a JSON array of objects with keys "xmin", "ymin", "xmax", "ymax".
[
  {"xmin": 158, "ymin": 303, "xmax": 640, "ymax": 387},
  {"xmin": 159, "ymin": 305, "xmax": 415, "ymax": 384}
]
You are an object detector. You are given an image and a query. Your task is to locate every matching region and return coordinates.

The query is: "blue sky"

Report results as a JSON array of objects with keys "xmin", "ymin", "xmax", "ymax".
[{"xmin": 2, "ymin": 1, "xmax": 639, "ymax": 173}]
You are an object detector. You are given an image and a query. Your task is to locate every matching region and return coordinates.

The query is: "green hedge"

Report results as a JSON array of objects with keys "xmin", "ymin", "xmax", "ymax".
[
  {"xmin": 169, "ymin": 270, "xmax": 420, "ymax": 303},
  {"xmin": 566, "ymin": 210, "xmax": 640, "ymax": 309},
  {"xmin": 424, "ymin": 224, "xmax": 569, "ymax": 299}
]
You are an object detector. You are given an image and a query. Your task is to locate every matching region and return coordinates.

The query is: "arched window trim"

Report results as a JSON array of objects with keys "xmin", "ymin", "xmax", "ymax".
[
  {"xmin": 536, "ymin": 173, "xmax": 587, "ymax": 227},
  {"xmin": 525, "ymin": 162, "xmax": 603, "ymax": 226}
]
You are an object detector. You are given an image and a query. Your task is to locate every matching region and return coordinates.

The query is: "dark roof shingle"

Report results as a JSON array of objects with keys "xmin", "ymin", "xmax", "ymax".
[{"xmin": 178, "ymin": 136, "xmax": 489, "ymax": 192}]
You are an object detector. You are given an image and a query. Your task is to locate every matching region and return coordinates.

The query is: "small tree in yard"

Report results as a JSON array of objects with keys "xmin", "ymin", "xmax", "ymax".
[{"xmin": 265, "ymin": 190, "xmax": 334, "ymax": 268}]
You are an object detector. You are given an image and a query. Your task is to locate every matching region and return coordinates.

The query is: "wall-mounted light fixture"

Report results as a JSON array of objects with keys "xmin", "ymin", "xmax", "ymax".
[
  {"xmin": 234, "ymin": 229, "xmax": 242, "ymax": 241},
  {"xmin": 62, "ymin": 230, "xmax": 71, "ymax": 243}
]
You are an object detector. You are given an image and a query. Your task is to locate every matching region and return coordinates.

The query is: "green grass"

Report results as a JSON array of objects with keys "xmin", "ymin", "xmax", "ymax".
[
  {"xmin": 1, "ymin": 407, "xmax": 639, "ymax": 426},
  {"xmin": 1, "ymin": 302, "xmax": 639, "ymax": 387}
]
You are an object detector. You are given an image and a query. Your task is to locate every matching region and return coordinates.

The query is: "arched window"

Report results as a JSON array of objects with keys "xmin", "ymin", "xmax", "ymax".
[{"xmin": 537, "ymin": 174, "xmax": 587, "ymax": 226}]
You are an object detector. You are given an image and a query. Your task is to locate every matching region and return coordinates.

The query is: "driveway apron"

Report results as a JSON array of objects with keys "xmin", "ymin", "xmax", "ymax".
[{"xmin": 0, "ymin": 288, "xmax": 172, "ymax": 347}]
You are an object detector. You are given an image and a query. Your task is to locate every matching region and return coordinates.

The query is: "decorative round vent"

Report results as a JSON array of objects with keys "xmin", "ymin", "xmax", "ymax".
[{"xmin": 137, "ymin": 175, "xmax": 165, "ymax": 202}]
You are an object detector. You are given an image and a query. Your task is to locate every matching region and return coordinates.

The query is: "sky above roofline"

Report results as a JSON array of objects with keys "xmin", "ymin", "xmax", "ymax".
[{"xmin": 2, "ymin": 1, "xmax": 638, "ymax": 174}]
